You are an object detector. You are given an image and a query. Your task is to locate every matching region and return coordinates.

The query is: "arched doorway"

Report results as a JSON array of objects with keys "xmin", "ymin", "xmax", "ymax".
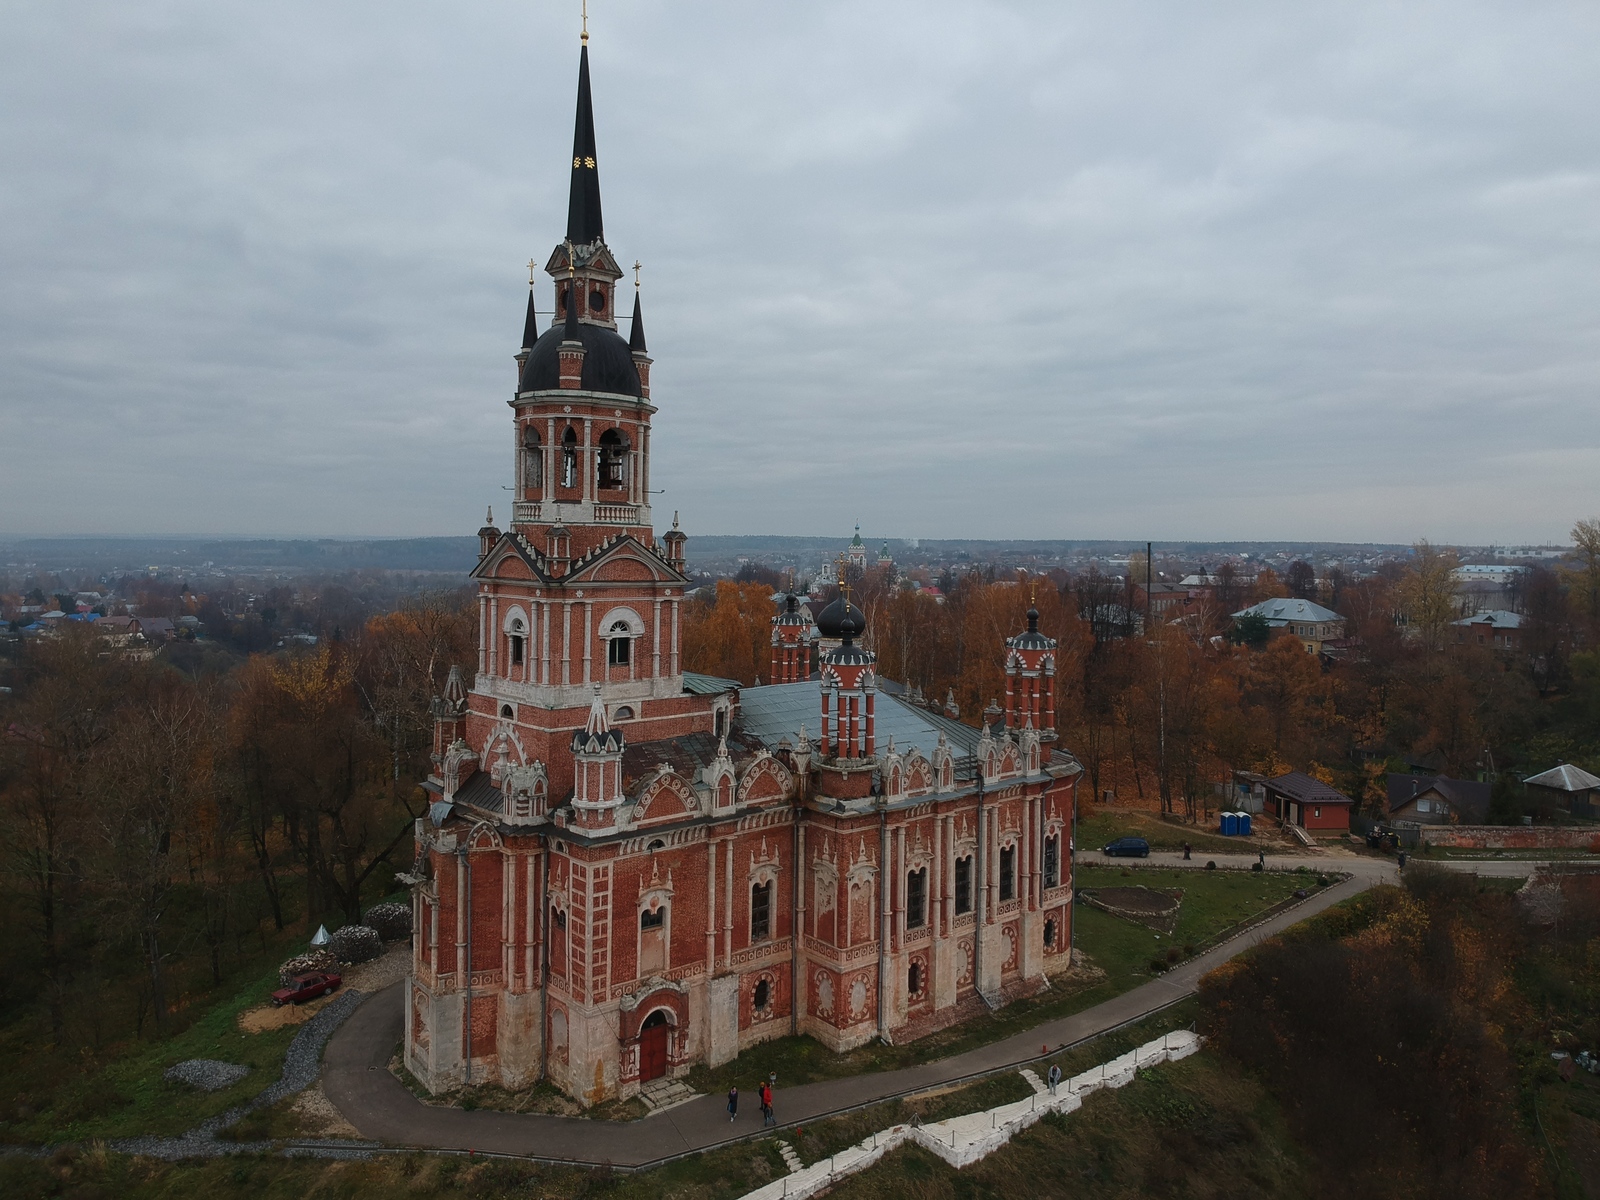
[{"xmin": 639, "ymin": 1009, "xmax": 670, "ymax": 1083}]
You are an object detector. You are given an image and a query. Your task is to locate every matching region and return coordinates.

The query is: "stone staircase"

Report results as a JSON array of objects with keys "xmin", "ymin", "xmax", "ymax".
[
  {"xmin": 638, "ymin": 1076, "xmax": 699, "ymax": 1114},
  {"xmin": 778, "ymin": 1141, "xmax": 805, "ymax": 1173}
]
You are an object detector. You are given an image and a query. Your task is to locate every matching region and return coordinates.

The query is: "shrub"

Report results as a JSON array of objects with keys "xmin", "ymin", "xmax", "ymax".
[
  {"xmin": 330, "ymin": 924, "xmax": 383, "ymax": 964},
  {"xmin": 1148, "ymin": 958, "xmax": 1169, "ymax": 974},
  {"xmin": 365, "ymin": 902, "xmax": 412, "ymax": 942},
  {"xmin": 279, "ymin": 948, "xmax": 338, "ymax": 986}
]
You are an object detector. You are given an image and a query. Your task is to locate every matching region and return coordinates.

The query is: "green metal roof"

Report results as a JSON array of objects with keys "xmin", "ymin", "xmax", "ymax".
[{"xmin": 682, "ymin": 671, "xmax": 742, "ymax": 695}]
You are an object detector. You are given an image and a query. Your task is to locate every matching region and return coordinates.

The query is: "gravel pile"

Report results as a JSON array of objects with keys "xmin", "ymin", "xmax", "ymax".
[
  {"xmin": 330, "ymin": 925, "xmax": 382, "ymax": 964},
  {"xmin": 163, "ymin": 1060, "xmax": 251, "ymax": 1092},
  {"xmin": 364, "ymin": 902, "xmax": 411, "ymax": 941}
]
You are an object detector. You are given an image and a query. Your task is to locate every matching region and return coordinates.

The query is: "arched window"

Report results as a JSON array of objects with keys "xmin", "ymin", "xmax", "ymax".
[
  {"xmin": 750, "ymin": 881, "xmax": 772, "ymax": 941},
  {"xmin": 1044, "ymin": 918, "xmax": 1057, "ymax": 948},
  {"xmin": 906, "ymin": 867, "xmax": 927, "ymax": 929},
  {"xmin": 509, "ymin": 616, "xmax": 525, "ymax": 667},
  {"xmin": 954, "ymin": 855, "xmax": 973, "ymax": 914},
  {"xmin": 999, "ymin": 846, "xmax": 1016, "ymax": 902},
  {"xmin": 522, "ymin": 425, "xmax": 543, "ymax": 489},
  {"xmin": 615, "ymin": 706, "xmax": 635, "ymax": 721},
  {"xmin": 597, "ymin": 428, "xmax": 628, "ymax": 490},
  {"xmin": 561, "ymin": 426, "xmax": 578, "ymax": 489},
  {"xmin": 1043, "ymin": 835, "xmax": 1059, "ymax": 888},
  {"xmin": 646, "ymin": 837, "xmax": 665, "ymax": 851},
  {"xmin": 753, "ymin": 978, "xmax": 770, "ymax": 1010},
  {"xmin": 640, "ymin": 898, "xmax": 667, "ymax": 977},
  {"xmin": 607, "ymin": 619, "xmax": 632, "ymax": 666},
  {"xmin": 499, "ymin": 704, "xmax": 514, "ymax": 720},
  {"xmin": 908, "ymin": 961, "xmax": 923, "ymax": 995}
]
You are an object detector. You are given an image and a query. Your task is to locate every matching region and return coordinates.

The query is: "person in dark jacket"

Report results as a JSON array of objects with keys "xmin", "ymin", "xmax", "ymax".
[{"xmin": 727, "ymin": 1086, "xmax": 738, "ymax": 1123}]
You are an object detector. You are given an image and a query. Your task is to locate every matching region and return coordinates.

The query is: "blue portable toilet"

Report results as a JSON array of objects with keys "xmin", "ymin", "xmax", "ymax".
[
  {"xmin": 1239, "ymin": 812, "xmax": 1252, "ymax": 837},
  {"xmin": 1221, "ymin": 812, "xmax": 1237, "ymax": 836}
]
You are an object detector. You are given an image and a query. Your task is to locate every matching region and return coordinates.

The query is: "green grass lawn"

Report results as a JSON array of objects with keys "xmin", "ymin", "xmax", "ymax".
[
  {"xmin": 6, "ymin": 967, "xmax": 301, "ymax": 1145},
  {"xmin": 1076, "ymin": 807, "xmax": 1271, "ymax": 856}
]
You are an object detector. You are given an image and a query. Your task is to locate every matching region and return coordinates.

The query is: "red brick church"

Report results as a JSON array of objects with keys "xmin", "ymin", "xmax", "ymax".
[{"xmin": 404, "ymin": 31, "xmax": 1082, "ymax": 1104}]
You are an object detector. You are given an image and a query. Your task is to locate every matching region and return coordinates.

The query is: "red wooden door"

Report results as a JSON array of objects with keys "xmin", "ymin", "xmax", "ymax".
[{"xmin": 640, "ymin": 1014, "xmax": 669, "ymax": 1082}]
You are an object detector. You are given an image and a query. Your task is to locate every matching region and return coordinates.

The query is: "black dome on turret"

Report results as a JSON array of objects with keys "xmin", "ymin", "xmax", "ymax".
[
  {"xmin": 775, "ymin": 593, "xmax": 810, "ymax": 627},
  {"xmin": 815, "ymin": 594, "xmax": 864, "ymax": 641},
  {"xmin": 519, "ymin": 323, "xmax": 642, "ymax": 397}
]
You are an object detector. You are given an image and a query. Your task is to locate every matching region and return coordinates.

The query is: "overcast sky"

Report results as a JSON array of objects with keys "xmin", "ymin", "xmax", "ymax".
[{"xmin": 2, "ymin": 2, "xmax": 1598, "ymax": 545}]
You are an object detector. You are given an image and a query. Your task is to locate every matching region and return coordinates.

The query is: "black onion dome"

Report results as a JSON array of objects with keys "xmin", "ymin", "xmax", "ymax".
[
  {"xmin": 775, "ymin": 593, "xmax": 809, "ymax": 627},
  {"xmin": 815, "ymin": 594, "xmax": 864, "ymax": 641},
  {"xmin": 520, "ymin": 323, "xmax": 642, "ymax": 397},
  {"xmin": 1008, "ymin": 605, "xmax": 1055, "ymax": 651}
]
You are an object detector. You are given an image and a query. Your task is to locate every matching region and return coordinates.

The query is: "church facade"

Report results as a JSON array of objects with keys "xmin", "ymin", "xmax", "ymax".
[{"xmin": 404, "ymin": 34, "xmax": 1081, "ymax": 1105}]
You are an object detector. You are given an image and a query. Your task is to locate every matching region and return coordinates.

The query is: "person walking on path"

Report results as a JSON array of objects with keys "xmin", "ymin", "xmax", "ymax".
[
  {"xmin": 761, "ymin": 1082, "xmax": 776, "ymax": 1126},
  {"xmin": 1258, "ymin": 848, "xmax": 1265, "ymax": 868},
  {"xmin": 1047, "ymin": 1064, "xmax": 1062, "ymax": 1096},
  {"xmin": 727, "ymin": 1086, "xmax": 738, "ymax": 1123}
]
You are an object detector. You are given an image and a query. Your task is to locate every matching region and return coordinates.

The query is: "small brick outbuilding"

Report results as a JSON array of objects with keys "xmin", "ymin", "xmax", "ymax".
[{"xmin": 1263, "ymin": 771, "xmax": 1353, "ymax": 832}]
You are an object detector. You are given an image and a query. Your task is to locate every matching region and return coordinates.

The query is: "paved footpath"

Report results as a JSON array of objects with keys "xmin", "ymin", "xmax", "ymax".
[{"xmin": 322, "ymin": 852, "xmax": 1534, "ymax": 1166}]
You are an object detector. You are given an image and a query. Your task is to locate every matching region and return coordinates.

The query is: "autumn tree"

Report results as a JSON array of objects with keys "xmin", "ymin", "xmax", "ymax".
[
  {"xmin": 1286, "ymin": 560, "xmax": 1316, "ymax": 600},
  {"xmin": 1397, "ymin": 540, "xmax": 1461, "ymax": 654},
  {"xmin": 356, "ymin": 590, "xmax": 476, "ymax": 780},
  {"xmin": 680, "ymin": 581, "xmax": 775, "ymax": 685},
  {"xmin": 0, "ymin": 627, "xmax": 138, "ymax": 1044},
  {"xmin": 92, "ymin": 673, "xmax": 221, "ymax": 1032},
  {"xmin": 1250, "ymin": 566, "xmax": 1288, "ymax": 602},
  {"xmin": 1570, "ymin": 517, "xmax": 1600, "ymax": 636}
]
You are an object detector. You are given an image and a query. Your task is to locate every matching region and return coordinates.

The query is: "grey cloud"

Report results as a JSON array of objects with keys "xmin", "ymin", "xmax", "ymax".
[{"xmin": 1, "ymin": 1, "xmax": 1598, "ymax": 543}]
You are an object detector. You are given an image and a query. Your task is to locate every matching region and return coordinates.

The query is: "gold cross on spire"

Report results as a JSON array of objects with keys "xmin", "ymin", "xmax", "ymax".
[
  {"xmin": 527, "ymin": 258, "xmax": 538, "ymax": 285},
  {"xmin": 633, "ymin": 260, "xmax": 641, "ymax": 290},
  {"xmin": 581, "ymin": 0, "xmax": 589, "ymax": 44}
]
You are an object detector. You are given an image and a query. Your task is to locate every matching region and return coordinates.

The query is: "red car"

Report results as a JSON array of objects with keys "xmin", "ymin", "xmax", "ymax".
[{"xmin": 271, "ymin": 971, "xmax": 342, "ymax": 1006}]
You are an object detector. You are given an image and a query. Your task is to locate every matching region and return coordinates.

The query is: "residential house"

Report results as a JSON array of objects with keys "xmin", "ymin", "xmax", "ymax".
[
  {"xmin": 1263, "ymin": 771, "xmax": 1353, "ymax": 832},
  {"xmin": 1385, "ymin": 773, "xmax": 1491, "ymax": 826},
  {"xmin": 1231, "ymin": 598, "xmax": 1345, "ymax": 653},
  {"xmin": 1130, "ymin": 581, "xmax": 1201, "ymax": 623},
  {"xmin": 1524, "ymin": 764, "xmax": 1600, "ymax": 819},
  {"xmin": 1451, "ymin": 609, "xmax": 1524, "ymax": 651},
  {"xmin": 134, "ymin": 617, "xmax": 177, "ymax": 643}
]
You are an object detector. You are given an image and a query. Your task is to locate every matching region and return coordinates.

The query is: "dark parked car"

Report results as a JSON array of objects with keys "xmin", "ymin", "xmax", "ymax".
[
  {"xmin": 271, "ymin": 971, "xmax": 342, "ymax": 1006},
  {"xmin": 1102, "ymin": 836, "xmax": 1151, "ymax": 858}
]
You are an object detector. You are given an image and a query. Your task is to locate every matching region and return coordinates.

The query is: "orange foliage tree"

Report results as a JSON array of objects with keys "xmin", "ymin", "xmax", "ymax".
[{"xmin": 680, "ymin": 582, "xmax": 776, "ymax": 685}]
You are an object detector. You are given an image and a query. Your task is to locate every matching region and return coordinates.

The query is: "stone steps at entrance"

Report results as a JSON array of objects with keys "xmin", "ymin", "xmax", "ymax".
[
  {"xmin": 1019, "ymin": 1068, "xmax": 1047, "ymax": 1095},
  {"xmin": 638, "ymin": 1076, "xmax": 700, "ymax": 1114},
  {"xmin": 778, "ymin": 1141, "xmax": 805, "ymax": 1173}
]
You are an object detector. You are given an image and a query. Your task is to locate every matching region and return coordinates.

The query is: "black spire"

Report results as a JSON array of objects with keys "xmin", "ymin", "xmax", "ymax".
[
  {"xmin": 566, "ymin": 44, "xmax": 604, "ymax": 245},
  {"xmin": 520, "ymin": 288, "xmax": 539, "ymax": 351},
  {"xmin": 629, "ymin": 288, "xmax": 647, "ymax": 353}
]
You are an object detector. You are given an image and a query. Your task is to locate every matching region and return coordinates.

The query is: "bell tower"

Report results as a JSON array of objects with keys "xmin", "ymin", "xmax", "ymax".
[
  {"xmin": 1004, "ymin": 590, "xmax": 1057, "ymax": 739},
  {"xmin": 465, "ymin": 23, "xmax": 694, "ymax": 792}
]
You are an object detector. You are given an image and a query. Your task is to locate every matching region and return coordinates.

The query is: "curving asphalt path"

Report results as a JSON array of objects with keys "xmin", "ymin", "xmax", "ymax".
[{"xmin": 321, "ymin": 851, "xmax": 1536, "ymax": 1166}]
